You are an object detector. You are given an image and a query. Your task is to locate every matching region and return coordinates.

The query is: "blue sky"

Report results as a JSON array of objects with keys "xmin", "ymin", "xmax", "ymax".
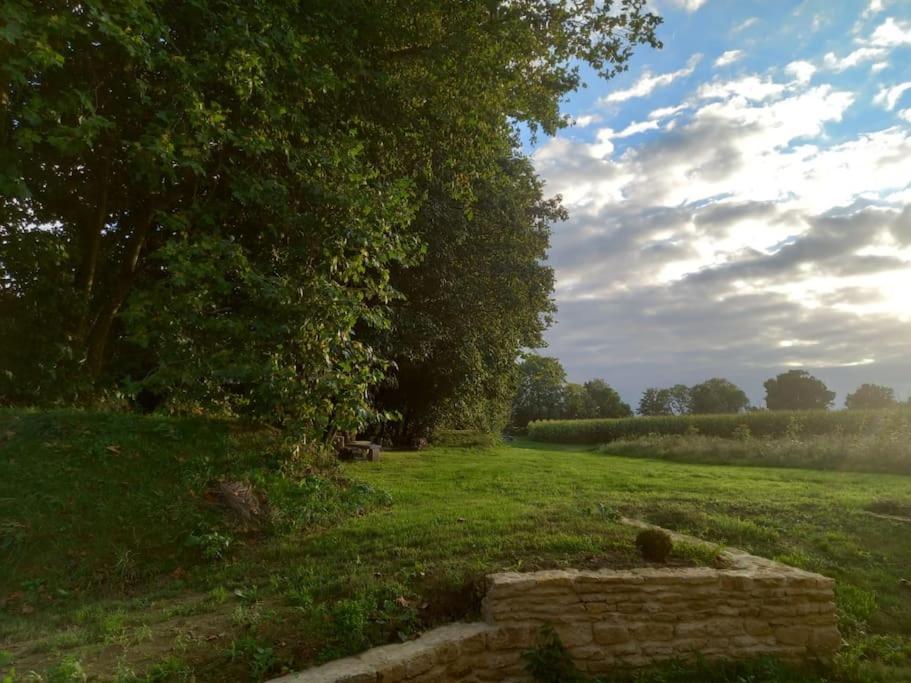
[{"xmin": 529, "ymin": 0, "xmax": 911, "ymax": 408}]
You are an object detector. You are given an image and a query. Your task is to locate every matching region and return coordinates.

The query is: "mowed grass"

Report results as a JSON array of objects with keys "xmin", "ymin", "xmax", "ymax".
[{"xmin": 2, "ymin": 411, "xmax": 911, "ymax": 681}]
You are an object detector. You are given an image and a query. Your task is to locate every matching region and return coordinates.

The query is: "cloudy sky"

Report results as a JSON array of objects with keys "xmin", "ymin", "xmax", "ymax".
[{"xmin": 530, "ymin": 0, "xmax": 911, "ymax": 407}]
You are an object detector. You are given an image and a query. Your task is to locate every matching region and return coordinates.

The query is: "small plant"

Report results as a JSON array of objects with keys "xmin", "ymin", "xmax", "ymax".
[
  {"xmin": 46, "ymin": 655, "xmax": 87, "ymax": 682},
  {"xmin": 187, "ymin": 529, "xmax": 233, "ymax": 561},
  {"xmin": 229, "ymin": 637, "xmax": 282, "ymax": 681},
  {"xmin": 523, "ymin": 624, "xmax": 587, "ymax": 683},
  {"xmin": 732, "ymin": 423, "xmax": 752, "ymax": 441},
  {"xmin": 635, "ymin": 528, "xmax": 673, "ymax": 563},
  {"xmin": 114, "ymin": 548, "xmax": 138, "ymax": 587},
  {"xmin": 596, "ymin": 502, "xmax": 622, "ymax": 521}
]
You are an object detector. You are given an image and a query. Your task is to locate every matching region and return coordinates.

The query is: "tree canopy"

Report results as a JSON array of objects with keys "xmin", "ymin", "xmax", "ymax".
[
  {"xmin": 511, "ymin": 355, "xmax": 568, "ymax": 428},
  {"xmin": 1, "ymin": 0, "xmax": 661, "ymax": 440},
  {"xmin": 845, "ymin": 384, "xmax": 897, "ymax": 410},
  {"xmin": 689, "ymin": 378, "xmax": 750, "ymax": 414},
  {"xmin": 510, "ymin": 356, "xmax": 630, "ymax": 427},
  {"xmin": 764, "ymin": 370, "xmax": 835, "ymax": 411}
]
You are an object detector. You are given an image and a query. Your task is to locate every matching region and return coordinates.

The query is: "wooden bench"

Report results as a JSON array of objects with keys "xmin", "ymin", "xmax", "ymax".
[{"xmin": 339, "ymin": 440, "xmax": 381, "ymax": 462}]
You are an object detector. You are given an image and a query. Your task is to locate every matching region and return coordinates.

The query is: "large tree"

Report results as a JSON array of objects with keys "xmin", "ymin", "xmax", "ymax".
[
  {"xmin": 511, "ymin": 355, "xmax": 567, "ymax": 428},
  {"xmin": 638, "ymin": 388, "xmax": 672, "ymax": 416},
  {"xmin": 764, "ymin": 370, "xmax": 835, "ymax": 411},
  {"xmin": 371, "ymin": 156, "xmax": 559, "ymax": 441},
  {"xmin": 1, "ymin": 1, "xmax": 661, "ymax": 437},
  {"xmin": 845, "ymin": 384, "xmax": 897, "ymax": 410},
  {"xmin": 583, "ymin": 379, "xmax": 632, "ymax": 418},
  {"xmin": 690, "ymin": 378, "xmax": 749, "ymax": 414}
]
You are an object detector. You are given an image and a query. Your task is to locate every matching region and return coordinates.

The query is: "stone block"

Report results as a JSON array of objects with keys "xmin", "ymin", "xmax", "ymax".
[
  {"xmin": 592, "ymin": 623, "xmax": 631, "ymax": 645},
  {"xmin": 774, "ymin": 625, "xmax": 812, "ymax": 647}
]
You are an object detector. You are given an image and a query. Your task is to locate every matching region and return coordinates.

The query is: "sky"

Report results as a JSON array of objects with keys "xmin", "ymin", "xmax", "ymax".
[{"xmin": 529, "ymin": 0, "xmax": 911, "ymax": 408}]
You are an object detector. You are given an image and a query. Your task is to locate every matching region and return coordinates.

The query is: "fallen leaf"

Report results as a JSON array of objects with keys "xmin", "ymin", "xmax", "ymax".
[
  {"xmin": 395, "ymin": 596, "xmax": 411, "ymax": 608},
  {"xmin": 106, "ymin": 444, "xmax": 121, "ymax": 454}
]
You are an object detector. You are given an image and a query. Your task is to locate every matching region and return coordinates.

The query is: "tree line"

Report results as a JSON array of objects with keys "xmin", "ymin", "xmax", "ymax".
[
  {"xmin": 512, "ymin": 357, "xmax": 907, "ymax": 428},
  {"xmin": 0, "ymin": 1, "xmax": 662, "ymax": 445}
]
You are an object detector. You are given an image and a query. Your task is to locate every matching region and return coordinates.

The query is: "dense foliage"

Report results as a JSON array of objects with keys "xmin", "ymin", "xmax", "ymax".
[
  {"xmin": 371, "ymin": 158, "xmax": 560, "ymax": 441},
  {"xmin": 845, "ymin": 383, "xmax": 898, "ymax": 410},
  {"xmin": 527, "ymin": 407, "xmax": 911, "ymax": 444},
  {"xmin": 0, "ymin": 0, "xmax": 661, "ymax": 440},
  {"xmin": 638, "ymin": 379, "xmax": 748, "ymax": 416},
  {"xmin": 511, "ymin": 355, "xmax": 630, "ymax": 429},
  {"xmin": 638, "ymin": 384, "xmax": 692, "ymax": 416},
  {"xmin": 512, "ymin": 355, "xmax": 569, "ymax": 428},
  {"xmin": 689, "ymin": 378, "xmax": 750, "ymax": 414},
  {"xmin": 764, "ymin": 370, "xmax": 836, "ymax": 411}
]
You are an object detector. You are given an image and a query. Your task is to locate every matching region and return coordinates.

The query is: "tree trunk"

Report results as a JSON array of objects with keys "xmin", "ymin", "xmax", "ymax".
[
  {"xmin": 75, "ymin": 162, "xmax": 110, "ymax": 340},
  {"xmin": 84, "ymin": 206, "xmax": 155, "ymax": 378}
]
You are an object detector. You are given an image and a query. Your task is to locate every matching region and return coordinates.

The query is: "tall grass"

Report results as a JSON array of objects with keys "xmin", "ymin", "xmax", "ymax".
[
  {"xmin": 528, "ymin": 408, "xmax": 911, "ymax": 444},
  {"xmin": 597, "ymin": 431, "xmax": 911, "ymax": 475}
]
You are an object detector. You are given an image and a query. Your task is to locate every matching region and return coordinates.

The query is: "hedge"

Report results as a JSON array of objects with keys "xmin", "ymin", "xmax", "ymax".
[{"xmin": 526, "ymin": 408, "xmax": 911, "ymax": 444}]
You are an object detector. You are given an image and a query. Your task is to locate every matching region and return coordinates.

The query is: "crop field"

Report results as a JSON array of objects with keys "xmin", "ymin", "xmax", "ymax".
[
  {"xmin": 528, "ymin": 408, "xmax": 911, "ymax": 444},
  {"xmin": 2, "ymin": 411, "xmax": 911, "ymax": 682},
  {"xmin": 527, "ymin": 410, "xmax": 911, "ymax": 476}
]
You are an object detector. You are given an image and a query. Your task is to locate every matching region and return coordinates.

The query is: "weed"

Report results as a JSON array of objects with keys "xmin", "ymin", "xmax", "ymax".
[
  {"xmin": 228, "ymin": 637, "xmax": 283, "ymax": 681},
  {"xmin": 523, "ymin": 625, "xmax": 587, "ymax": 683},
  {"xmin": 145, "ymin": 657, "xmax": 194, "ymax": 683},
  {"xmin": 187, "ymin": 529, "xmax": 234, "ymax": 561},
  {"xmin": 46, "ymin": 655, "xmax": 87, "ymax": 682}
]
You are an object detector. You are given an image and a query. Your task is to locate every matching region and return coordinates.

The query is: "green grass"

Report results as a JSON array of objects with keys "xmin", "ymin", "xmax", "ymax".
[{"xmin": 2, "ymin": 411, "xmax": 911, "ymax": 681}]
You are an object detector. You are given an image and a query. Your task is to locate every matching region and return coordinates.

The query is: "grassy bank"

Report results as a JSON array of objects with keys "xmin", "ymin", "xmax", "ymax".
[{"xmin": 2, "ymin": 411, "xmax": 911, "ymax": 681}]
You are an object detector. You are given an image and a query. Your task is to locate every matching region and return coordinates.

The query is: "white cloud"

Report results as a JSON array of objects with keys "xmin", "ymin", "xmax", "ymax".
[
  {"xmin": 714, "ymin": 50, "xmax": 745, "ymax": 68},
  {"xmin": 665, "ymin": 0, "xmax": 708, "ymax": 12},
  {"xmin": 864, "ymin": 0, "xmax": 885, "ymax": 17},
  {"xmin": 533, "ymin": 69, "xmax": 911, "ymax": 394},
  {"xmin": 616, "ymin": 120, "xmax": 661, "ymax": 138},
  {"xmin": 871, "ymin": 61, "xmax": 890, "ymax": 73},
  {"xmin": 785, "ymin": 60, "xmax": 817, "ymax": 84},
  {"xmin": 698, "ymin": 76, "xmax": 786, "ymax": 102},
  {"xmin": 870, "ymin": 16, "xmax": 911, "ymax": 46},
  {"xmin": 899, "ymin": 109, "xmax": 911, "ymax": 123},
  {"xmin": 731, "ymin": 17, "xmax": 758, "ymax": 34},
  {"xmin": 874, "ymin": 82, "xmax": 911, "ymax": 110},
  {"xmin": 573, "ymin": 114, "xmax": 602, "ymax": 128},
  {"xmin": 600, "ymin": 54, "xmax": 702, "ymax": 104},
  {"xmin": 824, "ymin": 16, "xmax": 911, "ymax": 72},
  {"xmin": 824, "ymin": 46, "xmax": 889, "ymax": 71},
  {"xmin": 648, "ymin": 104, "xmax": 689, "ymax": 120}
]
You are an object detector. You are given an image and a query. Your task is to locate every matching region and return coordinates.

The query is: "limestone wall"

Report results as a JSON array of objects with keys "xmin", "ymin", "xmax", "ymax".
[{"xmin": 271, "ymin": 538, "xmax": 840, "ymax": 682}]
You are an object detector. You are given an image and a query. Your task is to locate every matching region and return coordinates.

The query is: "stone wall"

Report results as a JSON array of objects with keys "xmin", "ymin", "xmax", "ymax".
[{"xmin": 271, "ymin": 532, "xmax": 840, "ymax": 683}]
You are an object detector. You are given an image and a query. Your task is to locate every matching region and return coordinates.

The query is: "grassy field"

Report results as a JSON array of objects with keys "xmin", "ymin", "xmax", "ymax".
[{"xmin": 2, "ymin": 411, "xmax": 911, "ymax": 681}]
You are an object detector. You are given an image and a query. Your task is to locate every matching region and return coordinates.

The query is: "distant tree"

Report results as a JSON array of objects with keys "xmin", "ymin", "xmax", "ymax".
[
  {"xmin": 690, "ymin": 378, "xmax": 750, "ymax": 414},
  {"xmin": 512, "ymin": 355, "xmax": 567, "ymax": 428},
  {"xmin": 764, "ymin": 370, "xmax": 835, "ymax": 411},
  {"xmin": 562, "ymin": 383, "xmax": 594, "ymax": 420},
  {"xmin": 583, "ymin": 379, "xmax": 633, "ymax": 418},
  {"xmin": 638, "ymin": 388, "xmax": 673, "ymax": 416},
  {"xmin": 667, "ymin": 384, "xmax": 693, "ymax": 415},
  {"xmin": 845, "ymin": 384, "xmax": 897, "ymax": 410}
]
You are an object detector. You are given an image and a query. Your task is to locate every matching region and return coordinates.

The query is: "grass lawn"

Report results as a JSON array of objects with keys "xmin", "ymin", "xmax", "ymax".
[{"xmin": 2, "ymin": 411, "xmax": 911, "ymax": 681}]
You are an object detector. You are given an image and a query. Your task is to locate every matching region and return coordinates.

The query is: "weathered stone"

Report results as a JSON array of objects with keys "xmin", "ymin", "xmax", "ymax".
[
  {"xmin": 592, "ymin": 623, "xmax": 630, "ymax": 645},
  {"xmin": 270, "ymin": 523, "xmax": 839, "ymax": 683},
  {"xmin": 774, "ymin": 625, "xmax": 812, "ymax": 647},
  {"xmin": 809, "ymin": 626, "xmax": 842, "ymax": 654},
  {"xmin": 630, "ymin": 622, "xmax": 674, "ymax": 642}
]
